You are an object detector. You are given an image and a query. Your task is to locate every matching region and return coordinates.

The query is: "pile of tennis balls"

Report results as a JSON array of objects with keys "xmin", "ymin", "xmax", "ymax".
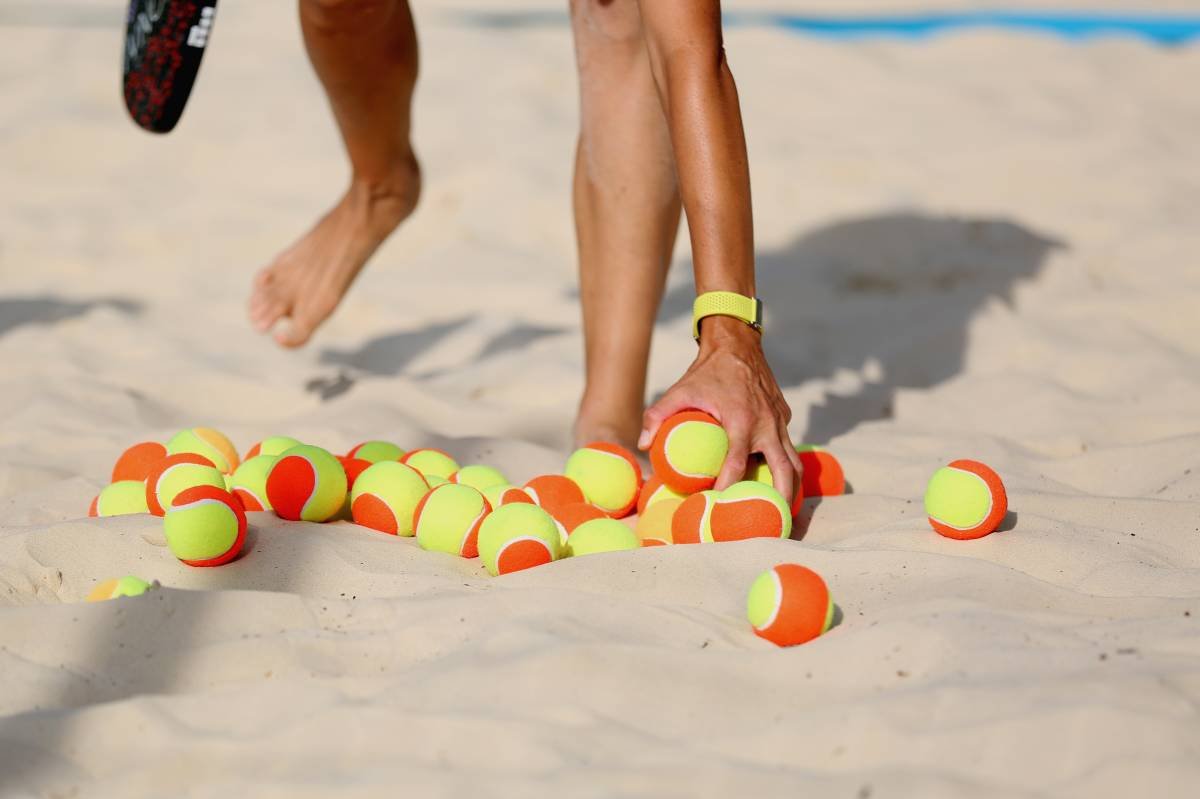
[{"xmin": 86, "ymin": 413, "xmax": 1010, "ymax": 648}]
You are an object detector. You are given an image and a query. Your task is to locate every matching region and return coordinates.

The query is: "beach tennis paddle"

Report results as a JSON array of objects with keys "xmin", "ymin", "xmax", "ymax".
[{"xmin": 123, "ymin": 0, "xmax": 218, "ymax": 133}]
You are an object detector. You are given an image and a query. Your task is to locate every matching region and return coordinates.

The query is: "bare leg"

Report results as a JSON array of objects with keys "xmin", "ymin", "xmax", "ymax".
[
  {"xmin": 249, "ymin": 0, "xmax": 421, "ymax": 347},
  {"xmin": 570, "ymin": 0, "xmax": 682, "ymax": 448}
]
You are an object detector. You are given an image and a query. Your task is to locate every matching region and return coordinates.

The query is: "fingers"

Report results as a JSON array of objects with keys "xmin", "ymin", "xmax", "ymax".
[
  {"xmin": 759, "ymin": 434, "xmax": 797, "ymax": 509},
  {"xmin": 638, "ymin": 389, "xmax": 699, "ymax": 451},
  {"xmin": 715, "ymin": 415, "xmax": 752, "ymax": 491}
]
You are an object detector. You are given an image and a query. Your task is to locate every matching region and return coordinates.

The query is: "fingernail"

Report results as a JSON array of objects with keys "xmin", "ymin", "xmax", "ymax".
[{"xmin": 637, "ymin": 430, "xmax": 650, "ymax": 450}]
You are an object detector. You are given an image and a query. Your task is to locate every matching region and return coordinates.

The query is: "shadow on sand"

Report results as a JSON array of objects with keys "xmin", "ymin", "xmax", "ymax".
[{"xmin": 0, "ymin": 296, "xmax": 142, "ymax": 339}]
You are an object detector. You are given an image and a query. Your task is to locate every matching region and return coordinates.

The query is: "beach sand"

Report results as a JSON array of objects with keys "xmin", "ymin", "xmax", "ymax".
[{"xmin": 2, "ymin": 1, "xmax": 1199, "ymax": 795}]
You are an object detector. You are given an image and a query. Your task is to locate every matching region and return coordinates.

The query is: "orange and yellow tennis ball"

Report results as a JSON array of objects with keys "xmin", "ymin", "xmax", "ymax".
[
  {"xmin": 229, "ymin": 454, "xmax": 278, "ymax": 512},
  {"xmin": 244, "ymin": 436, "xmax": 302, "ymax": 461},
  {"xmin": 336, "ymin": 456, "xmax": 372, "ymax": 519},
  {"xmin": 637, "ymin": 475, "xmax": 689, "ymax": 515},
  {"xmin": 89, "ymin": 480, "xmax": 150, "ymax": 517},
  {"xmin": 671, "ymin": 490, "xmax": 719, "ymax": 545},
  {"xmin": 482, "ymin": 484, "xmax": 535, "ymax": 510},
  {"xmin": 86, "ymin": 576, "xmax": 154, "ymax": 602},
  {"xmin": 564, "ymin": 442, "xmax": 642, "ymax": 518},
  {"xmin": 924, "ymin": 459, "xmax": 1008, "ymax": 540},
  {"xmin": 449, "ymin": 464, "xmax": 509, "ymax": 493},
  {"xmin": 110, "ymin": 441, "xmax": 167, "ymax": 483},
  {"xmin": 145, "ymin": 453, "xmax": 225, "ymax": 517},
  {"xmin": 567, "ymin": 518, "xmax": 640, "ymax": 557},
  {"xmin": 477, "ymin": 503, "xmax": 563, "ymax": 576},
  {"xmin": 346, "ymin": 440, "xmax": 405, "ymax": 463},
  {"xmin": 349, "ymin": 460, "xmax": 428, "ymax": 536},
  {"xmin": 796, "ymin": 445, "xmax": 846, "ymax": 497},
  {"xmin": 554, "ymin": 501, "xmax": 607, "ymax": 537},
  {"xmin": 523, "ymin": 474, "xmax": 586, "ymax": 518},
  {"xmin": 166, "ymin": 427, "xmax": 240, "ymax": 475},
  {"xmin": 266, "ymin": 444, "xmax": 348, "ymax": 523},
  {"xmin": 635, "ymin": 496, "xmax": 680, "ymax": 546},
  {"xmin": 163, "ymin": 485, "xmax": 247, "ymax": 567},
  {"xmin": 400, "ymin": 448, "xmax": 460, "ymax": 481},
  {"xmin": 746, "ymin": 563, "xmax": 834, "ymax": 647},
  {"xmin": 414, "ymin": 483, "xmax": 491, "ymax": 558},
  {"xmin": 708, "ymin": 481, "xmax": 793, "ymax": 542},
  {"xmin": 649, "ymin": 410, "xmax": 729, "ymax": 494}
]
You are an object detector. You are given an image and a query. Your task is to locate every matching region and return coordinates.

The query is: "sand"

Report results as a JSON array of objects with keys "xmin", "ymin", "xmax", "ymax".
[{"xmin": 2, "ymin": 0, "xmax": 1200, "ymax": 796}]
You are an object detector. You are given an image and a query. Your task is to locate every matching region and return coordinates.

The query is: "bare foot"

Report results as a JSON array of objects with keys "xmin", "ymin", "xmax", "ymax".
[{"xmin": 249, "ymin": 158, "xmax": 420, "ymax": 348}]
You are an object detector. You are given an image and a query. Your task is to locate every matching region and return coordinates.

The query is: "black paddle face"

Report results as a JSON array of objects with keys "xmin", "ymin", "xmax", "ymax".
[{"xmin": 123, "ymin": 0, "xmax": 218, "ymax": 134}]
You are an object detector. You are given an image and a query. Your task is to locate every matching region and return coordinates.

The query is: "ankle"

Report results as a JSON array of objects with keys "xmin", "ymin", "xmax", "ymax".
[{"xmin": 350, "ymin": 152, "xmax": 421, "ymax": 209}]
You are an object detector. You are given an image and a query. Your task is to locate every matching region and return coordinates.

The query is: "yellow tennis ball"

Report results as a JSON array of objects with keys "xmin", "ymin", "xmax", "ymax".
[
  {"xmin": 564, "ymin": 442, "xmax": 643, "ymax": 518},
  {"xmin": 89, "ymin": 480, "xmax": 149, "ymax": 517},
  {"xmin": 746, "ymin": 563, "xmax": 834, "ymax": 647},
  {"xmin": 345, "ymin": 440, "xmax": 406, "ymax": 463},
  {"xmin": 477, "ymin": 503, "xmax": 562, "ymax": 576},
  {"xmin": 649, "ymin": 410, "xmax": 729, "ymax": 494},
  {"xmin": 163, "ymin": 486, "xmax": 247, "ymax": 567},
  {"xmin": 265, "ymin": 444, "xmax": 348, "ymax": 523},
  {"xmin": 635, "ymin": 496, "xmax": 682, "ymax": 546},
  {"xmin": 449, "ymin": 464, "xmax": 509, "ymax": 493},
  {"xmin": 230, "ymin": 454, "xmax": 278, "ymax": 512},
  {"xmin": 244, "ymin": 435, "xmax": 302, "ymax": 461},
  {"xmin": 924, "ymin": 459, "xmax": 1008, "ymax": 540},
  {"xmin": 349, "ymin": 461, "xmax": 429, "ymax": 536},
  {"xmin": 145, "ymin": 453, "xmax": 227, "ymax": 516},
  {"xmin": 86, "ymin": 575, "xmax": 154, "ymax": 602},
  {"xmin": 166, "ymin": 427, "xmax": 240, "ymax": 474},
  {"xmin": 567, "ymin": 518, "xmax": 640, "ymax": 557},
  {"xmin": 400, "ymin": 448, "xmax": 460, "ymax": 481},
  {"xmin": 414, "ymin": 483, "xmax": 491, "ymax": 557}
]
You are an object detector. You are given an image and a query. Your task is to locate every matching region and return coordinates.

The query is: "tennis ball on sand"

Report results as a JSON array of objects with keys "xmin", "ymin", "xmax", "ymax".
[
  {"xmin": 350, "ymin": 461, "xmax": 428, "ymax": 536},
  {"xmin": 924, "ymin": 459, "xmax": 1008, "ymax": 540},
  {"xmin": 795, "ymin": 445, "xmax": 846, "ymax": 497},
  {"xmin": 244, "ymin": 436, "xmax": 302, "ymax": 461},
  {"xmin": 229, "ymin": 454, "xmax": 278, "ymax": 512},
  {"xmin": 414, "ymin": 483, "xmax": 491, "ymax": 558},
  {"xmin": 346, "ymin": 440, "xmax": 405, "ymax": 463},
  {"xmin": 564, "ymin": 442, "xmax": 643, "ymax": 518},
  {"xmin": 266, "ymin": 445, "xmax": 348, "ymax": 523},
  {"xmin": 483, "ymin": 485, "xmax": 535, "ymax": 510},
  {"xmin": 86, "ymin": 576, "xmax": 154, "ymax": 602},
  {"xmin": 708, "ymin": 481, "xmax": 793, "ymax": 542},
  {"xmin": 649, "ymin": 410, "xmax": 729, "ymax": 494},
  {"xmin": 635, "ymin": 497, "xmax": 681, "ymax": 546},
  {"xmin": 401, "ymin": 448, "xmax": 460, "ymax": 481},
  {"xmin": 747, "ymin": 563, "xmax": 834, "ymax": 647},
  {"xmin": 110, "ymin": 441, "xmax": 167, "ymax": 483},
  {"xmin": 166, "ymin": 427, "xmax": 240, "ymax": 475},
  {"xmin": 449, "ymin": 464, "xmax": 509, "ymax": 493},
  {"xmin": 89, "ymin": 480, "xmax": 150, "ymax": 517},
  {"xmin": 671, "ymin": 490, "xmax": 719, "ymax": 545},
  {"xmin": 637, "ymin": 475, "xmax": 689, "ymax": 515},
  {"xmin": 336, "ymin": 456, "xmax": 372, "ymax": 520},
  {"xmin": 523, "ymin": 474, "xmax": 586, "ymax": 518},
  {"xmin": 567, "ymin": 518, "xmax": 640, "ymax": 557},
  {"xmin": 477, "ymin": 503, "xmax": 562, "ymax": 576},
  {"xmin": 145, "ymin": 453, "xmax": 226, "ymax": 517},
  {"xmin": 164, "ymin": 485, "xmax": 247, "ymax": 567}
]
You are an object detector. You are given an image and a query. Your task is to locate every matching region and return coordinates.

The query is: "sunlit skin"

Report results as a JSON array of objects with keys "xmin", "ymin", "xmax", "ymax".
[{"xmin": 248, "ymin": 0, "xmax": 799, "ymax": 500}]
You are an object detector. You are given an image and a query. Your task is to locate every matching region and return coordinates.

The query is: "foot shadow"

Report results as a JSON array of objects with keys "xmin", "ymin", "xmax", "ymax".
[{"xmin": 0, "ymin": 296, "xmax": 142, "ymax": 339}]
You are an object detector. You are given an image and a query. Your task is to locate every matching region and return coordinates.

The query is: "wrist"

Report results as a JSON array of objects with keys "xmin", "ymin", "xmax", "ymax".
[{"xmin": 698, "ymin": 314, "xmax": 761, "ymax": 353}]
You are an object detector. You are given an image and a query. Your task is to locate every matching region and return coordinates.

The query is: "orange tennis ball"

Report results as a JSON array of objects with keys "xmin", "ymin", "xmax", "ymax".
[
  {"xmin": 482, "ymin": 485, "xmax": 535, "ymax": 510},
  {"xmin": 636, "ymin": 475, "xmax": 689, "ymax": 515},
  {"xmin": 649, "ymin": 410, "xmax": 729, "ymax": 494},
  {"xmin": 796, "ymin": 445, "xmax": 846, "ymax": 497},
  {"xmin": 266, "ymin": 445, "xmax": 348, "ymax": 523},
  {"xmin": 635, "ymin": 497, "xmax": 681, "ymax": 546},
  {"xmin": 564, "ymin": 442, "xmax": 643, "ymax": 518},
  {"xmin": 229, "ymin": 455, "xmax": 277, "ymax": 512},
  {"xmin": 144, "ymin": 453, "xmax": 224, "ymax": 516},
  {"xmin": 166, "ymin": 427, "xmax": 240, "ymax": 475},
  {"xmin": 708, "ymin": 481, "xmax": 793, "ymax": 542},
  {"xmin": 553, "ymin": 501, "xmax": 607, "ymax": 541},
  {"xmin": 413, "ymin": 483, "xmax": 491, "ymax": 558},
  {"xmin": 349, "ymin": 461, "xmax": 429, "ymax": 536},
  {"xmin": 163, "ymin": 485, "xmax": 247, "ymax": 567},
  {"xmin": 110, "ymin": 441, "xmax": 167, "ymax": 483},
  {"xmin": 477, "ymin": 503, "xmax": 563, "ymax": 576},
  {"xmin": 924, "ymin": 459, "xmax": 1008, "ymax": 540},
  {"xmin": 523, "ymin": 474, "xmax": 586, "ymax": 518},
  {"xmin": 671, "ymin": 490, "xmax": 719, "ymax": 545},
  {"xmin": 746, "ymin": 563, "xmax": 835, "ymax": 647}
]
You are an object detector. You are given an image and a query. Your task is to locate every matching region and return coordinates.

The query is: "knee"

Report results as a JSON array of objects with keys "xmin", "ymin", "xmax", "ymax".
[{"xmin": 301, "ymin": 0, "xmax": 396, "ymax": 33}]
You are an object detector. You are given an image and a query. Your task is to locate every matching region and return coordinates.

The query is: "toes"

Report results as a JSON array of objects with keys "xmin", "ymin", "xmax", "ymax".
[
  {"xmin": 249, "ymin": 268, "xmax": 288, "ymax": 332},
  {"xmin": 274, "ymin": 316, "xmax": 315, "ymax": 349}
]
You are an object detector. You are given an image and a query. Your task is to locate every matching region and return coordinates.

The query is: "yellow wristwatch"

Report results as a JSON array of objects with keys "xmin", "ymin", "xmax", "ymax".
[{"xmin": 692, "ymin": 291, "xmax": 763, "ymax": 341}]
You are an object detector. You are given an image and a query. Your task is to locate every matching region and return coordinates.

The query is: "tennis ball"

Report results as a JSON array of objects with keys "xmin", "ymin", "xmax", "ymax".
[
  {"xmin": 345, "ymin": 440, "xmax": 405, "ymax": 463},
  {"xmin": 747, "ymin": 563, "xmax": 834, "ymax": 647},
  {"xmin": 649, "ymin": 410, "xmax": 729, "ymax": 494},
  {"xmin": 523, "ymin": 474, "xmax": 586, "ymax": 518},
  {"xmin": 635, "ymin": 497, "xmax": 681, "ymax": 546},
  {"xmin": 400, "ymin": 448, "xmax": 460, "ymax": 481},
  {"xmin": 477, "ymin": 503, "xmax": 562, "ymax": 576},
  {"xmin": 336, "ymin": 456, "xmax": 373, "ymax": 520},
  {"xmin": 567, "ymin": 518, "xmax": 640, "ymax": 557},
  {"xmin": 166, "ymin": 427, "xmax": 240, "ymax": 475},
  {"xmin": 229, "ymin": 454, "xmax": 278, "ymax": 512},
  {"xmin": 671, "ymin": 490, "xmax": 719, "ymax": 545},
  {"xmin": 708, "ymin": 481, "xmax": 792, "ymax": 542},
  {"xmin": 449, "ymin": 464, "xmax": 509, "ymax": 493},
  {"xmin": 414, "ymin": 483, "xmax": 491, "ymax": 558},
  {"xmin": 796, "ymin": 445, "xmax": 846, "ymax": 497},
  {"xmin": 266, "ymin": 444, "xmax": 348, "ymax": 523},
  {"xmin": 482, "ymin": 485, "xmax": 535, "ymax": 510},
  {"xmin": 637, "ymin": 475, "xmax": 689, "ymax": 515},
  {"xmin": 555, "ymin": 502, "xmax": 607, "ymax": 537},
  {"xmin": 145, "ymin": 453, "xmax": 225, "ymax": 517},
  {"xmin": 564, "ymin": 442, "xmax": 643, "ymax": 518},
  {"xmin": 110, "ymin": 441, "xmax": 167, "ymax": 483},
  {"xmin": 745, "ymin": 457, "xmax": 804, "ymax": 517},
  {"xmin": 244, "ymin": 436, "xmax": 301, "ymax": 461},
  {"xmin": 924, "ymin": 459, "xmax": 1007, "ymax": 540},
  {"xmin": 89, "ymin": 480, "xmax": 149, "ymax": 517},
  {"xmin": 350, "ymin": 460, "xmax": 428, "ymax": 535},
  {"xmin": 164, "ymin": 485, "xmax": 247, "ymax": 567},
  {"xmin": 86, "ymin": 576, "xmax": 154, "ymax": 602}
]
